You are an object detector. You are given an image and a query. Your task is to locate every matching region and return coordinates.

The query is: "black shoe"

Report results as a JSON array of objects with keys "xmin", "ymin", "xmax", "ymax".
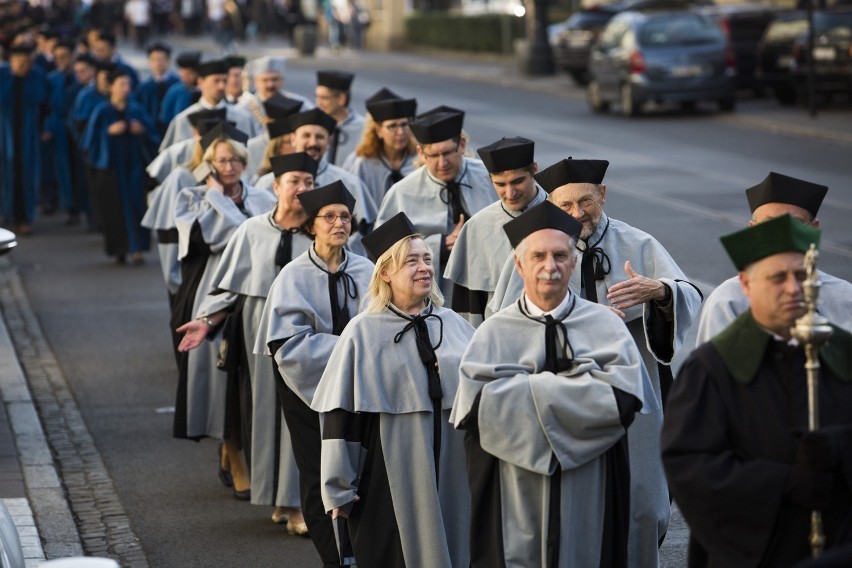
[
  {"xmin": 232, "ymin": 487, "xmax": 251, "ymax": 501},
  {"xmin": 217, "ymin": 442, "xmax": 233, "ymax": 488}
]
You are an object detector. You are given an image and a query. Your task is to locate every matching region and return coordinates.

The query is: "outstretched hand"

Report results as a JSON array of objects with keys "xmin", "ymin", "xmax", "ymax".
[
  {"xmin": 606, "ymin": 261, "xmax": 666, "ymax": 310},
  {"xmin": 176, "ymin": 320, "xmax": 208, "ymax": 352}
]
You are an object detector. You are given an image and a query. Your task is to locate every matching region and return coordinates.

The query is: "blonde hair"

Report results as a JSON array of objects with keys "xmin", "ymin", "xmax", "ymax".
[
  {"xmin": 355, "ymin": 114, "xmax": 417, "ymax": 159},
  {"xmin": 257, "ymin": 134, "xmax": 292, "ymax": 177},
  {"xmin": 181, "ymin": 140, "xmax": 205, "ymax": 171},
  {"xmin": 201, "ymin": 138, "xmax": 249, "ymax": 164},
  {"xmin": 366, "ymin": 235, "xmax": 444, "ymax": 313}
]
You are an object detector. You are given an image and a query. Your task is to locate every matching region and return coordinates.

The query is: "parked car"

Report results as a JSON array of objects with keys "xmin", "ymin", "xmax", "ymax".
[
  {"xmin": 0, "ymin": 501, "xmax": 24, "ymax": 568},
  {"xmin": 790, "ymin": 7, "xmax": 852, "ymax": 104},
  {"xmin": 695, "ymin": 3, "xmax": 781, "ymax": 95},
  {"xmin": 550, "ymin": 5, "xmax": 622, "ymax": 85},
  {"xmin": 755, "ymin": 10, "xmax": 808, "ymax": 104},
  {"xmin": 587, "ymin": 9, "xmax": 737, "ymax": 116}
]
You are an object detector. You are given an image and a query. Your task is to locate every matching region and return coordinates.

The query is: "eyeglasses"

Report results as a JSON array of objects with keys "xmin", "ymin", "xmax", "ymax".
[
  {"xmin": 212, "ymin": 158, "xmax": 244, "ymax": 168},
  {"xmin": 421, "ymin": 143, "xmax": 460, "ymax": 161},
  {"xmin": 382, "ymin": 121, "xmax": 409, "ymax": 132},
  {"xmin": 319, "ymin": 213, "xmax": 353, "ymax": 225}
]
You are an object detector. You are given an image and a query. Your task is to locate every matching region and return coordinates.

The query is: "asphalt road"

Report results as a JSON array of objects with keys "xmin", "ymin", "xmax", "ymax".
[{"xmin": 7, "ymin": 45, "xmax": 852, "ymax": 567}]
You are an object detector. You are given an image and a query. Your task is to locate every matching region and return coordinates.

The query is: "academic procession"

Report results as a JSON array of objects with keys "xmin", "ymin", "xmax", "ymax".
[{"xmin": 2, "ymin": 10, "xmax": 852, "ymax": 568}]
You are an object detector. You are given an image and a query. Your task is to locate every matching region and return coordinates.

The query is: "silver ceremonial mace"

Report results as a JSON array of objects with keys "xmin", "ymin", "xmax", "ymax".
[{"xmin": 790, "ymin": 244, "xmax": 832, "ymax": 558}]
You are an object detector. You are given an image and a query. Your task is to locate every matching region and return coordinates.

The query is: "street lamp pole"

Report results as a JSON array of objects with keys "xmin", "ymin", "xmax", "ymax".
[{"xmin": 525, "ymin": 0, "xmax": 555, "ymax": 75}]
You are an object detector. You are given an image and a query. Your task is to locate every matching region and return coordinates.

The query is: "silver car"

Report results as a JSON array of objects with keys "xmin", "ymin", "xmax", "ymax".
[{"xmin": 587, "ymin": 9, "xmax": 737, "ymax": 116}]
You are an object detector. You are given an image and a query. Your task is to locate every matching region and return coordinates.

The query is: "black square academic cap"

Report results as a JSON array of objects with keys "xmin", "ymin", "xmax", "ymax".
[
  {"xmin": 271, "ymin": 152, "xmax": 319, "ymax": 178},
  {"xmin": 503, "ymin": 201, "xmax": 583, "ymax": 249},
  {"xmin": 287, "ymin": 108, "xmax": 337, "ymax": 135},
  {"xmin": 477, "ymin": 137, "xmax": 535, "ymax": 173},
  {"xmin": 176, "ymin": 51, "xmax": 202, "ymax": 69},
  {"xmin": 362, "ymin": 212, "xmax": 418, "ymax": 262},
  {"xmin": 317, "ymin": 70, "xmax": 354, "ymax": 91},
  {"xmin": 417, "ymin": 105, "xmax": 466, "ymax": 122},
  {"xmin": 263, "ymin": 93, "xmax": 303, "ymax": 120},
  {"xmin": 534, "ymin": 158, "xmax": 608, "ymax": 193},
  {"xmin": 187, "ymin": 107, "xmax": 227, "ymax": 129},
  {"xmin": 197, "ymin": 118, "xmax": 233, "ymax": 138},
  {"xmin": 196, "ymin": 58, "xmax": 228, "ymax": 77},
  {"xmin": 298, "ymin": 180, "xmax": 357, "ymax": 217},
  {"xmin": 146, "ymin": 41, "xmax": 171, "ymax": 55},
  {"xmin": 745, "ymin": 172, "xmax": 827, "ymax": 217},
  {"xmin": 224, "ymin": 55, "xmax": 246, "ymax": 69},
  {"xmin": 365, "ymin": 88, "xmax": 417, "ymax": 123},
  {"xmin": 6, "ymin": 43, "xmax": 35, "ymax": 55},
  {"xmin": 267, "ymin": 118, "xmax": 294, "ymax": 140},
  {"xmin": 408, "ymin": 111, "xmax": 464, "ymax": 145},
  {"xmin": 200, "ymin": 122, "xmax": 249, "ymax": 152}
]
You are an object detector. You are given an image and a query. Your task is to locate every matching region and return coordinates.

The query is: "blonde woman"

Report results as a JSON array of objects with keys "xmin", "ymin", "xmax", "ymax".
[
  {"xmin": 170, "ymin": 123, "xmax": 276, "ymax": 499},
  {"xmin": 311, "ymin": 213, "xmax": 474, "ymax": 567},
  {"xmin": 344, "ymin": 87, "xmax": 417, "ymax": 208},
  {"xmin": 253, "ymin": 118, "xmax": 296, "ymax": 185}
]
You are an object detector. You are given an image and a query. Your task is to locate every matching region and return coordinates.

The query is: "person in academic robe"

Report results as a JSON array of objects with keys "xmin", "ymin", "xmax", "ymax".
[
  {"xmin": 83, "ymin": 68, "xmax": 159, "ymax": 264},
  {"xmin": 45, "ymin": 39, "xmax": 79, "ymax": 224},
  {"xmin": 159, "ymin": 51, "xmax": 200, "ymax": 127},
  {"xmin": 255, "ymin": 180, "xmax": 373, "ymax": 565},
  {"xmin": 443, "ymin": 136, "xmax": 546, "ymax": 326},
  {"xmin": 177, "ymin": 153, "xmax": 318, "ymax": 524},
  {"xmin": 375, "ymin": 107, "xmax": 497, "ymax": 303},
  {"xmin": 237, "ymin": 56, "xmax": 313, "ymax": 134},
  {"xmin": 452, "ymin": 201, "xmax": 656, "ymax": 568},
  {"xmin": 0, "ymin": 43, "xmax": 48, "ymax": 234},
  {"xmin": 696, "ymin": 172, "xmax": 852, "ymax": 344},
  {"xmin": 146, "ymin": 107, "xmax": 226, "ymax": 184},
  {"xmin": 142, "ymin": 116, "xmax": 226, "ymax": 363},
  {"xmin": 223, "ymin": 54, "xmax": 246, "ymax": 105},
  {"xmin": 89, "ymin": 30, "xmax": 139, "ymax": 89},
  {"xmin": 64, "ymin": 53, "xmax": 97, "ymax": 226},
  {"xmin": 170, "ymin": 125, "xmax": 275, "ymax": 466},
  {"xmin": 662, "ymin": 214, "xmax": 852, "ymax": 567},
  {"xmin": 255, "ymin": 108, "xmax": 376, "ymax": 254},
  {"xmin": 312, "ymin": 213, "xmax": 475, "ymax": 568},
  {"xmin": 489, "ymin": 158, "xmax": 703, "ymax": 568},
  {"xmin": 343, "ymin": 87, "xmax": 418, "ymax": 208},
  {"xmin": 135, "ymin": 42, "xmax": 179, "ymax": 138},
  {"xmin": 315, "ymin": 70, "xmax": 364, "ymax": 166},
  {"xmin": 160, "ymin": 58, "xmax": 259, "ymax": 152},
  {"xmin": 245, "ymin": 93, "xmax": 303, "ymax": 182}
]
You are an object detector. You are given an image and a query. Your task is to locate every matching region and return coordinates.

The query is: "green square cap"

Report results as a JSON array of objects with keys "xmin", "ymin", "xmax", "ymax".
[{"xmin": 720, "ymin": 214, "xmax": 821, "ymax": 271}]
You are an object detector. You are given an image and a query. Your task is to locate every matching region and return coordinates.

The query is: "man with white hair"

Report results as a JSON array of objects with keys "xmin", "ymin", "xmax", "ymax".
[
  {"xmin": 159, "ymin": 59, "xmax": 259, "ymax": 151},
  {"xmin": 452, "ymin": 200, "xmax": 656, "ymax": 567},
  {"xmin": 238, "ymin": 56, "xmax": 313, "ymax": 134}
]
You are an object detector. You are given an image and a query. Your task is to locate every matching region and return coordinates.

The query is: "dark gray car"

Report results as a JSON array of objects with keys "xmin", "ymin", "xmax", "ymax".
[{"xmin": 587, "ymin": 9, "xmax": 737, "ymax": 116}]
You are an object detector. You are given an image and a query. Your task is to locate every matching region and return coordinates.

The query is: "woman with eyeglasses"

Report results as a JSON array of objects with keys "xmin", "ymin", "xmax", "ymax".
[
  {"xmin": 170, "ymin": 124, "xmax": 276, "ymax": 497},
  {"xmin": 175, "ymin": 152, "xmax": 317, "ymax": 534},
  {"xmin": 343, "ymin": 88, "xmax": 418, "ymax": 209},
  {"xmin": 311, "ymin": 213, "xmax": 474, "ymax": 568},
  {"xmin": 255, "ymin": 180, "xmax": 373, "ymax": 564},
  {"xmin": 83, "ymin": 67, "xmax": 159, "ymax": 264}
]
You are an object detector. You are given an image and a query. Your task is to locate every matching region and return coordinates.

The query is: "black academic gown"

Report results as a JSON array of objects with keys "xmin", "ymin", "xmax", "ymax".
[{"xmin": 662, "ymin": 311, "xmax": 852, "ymax": 568}]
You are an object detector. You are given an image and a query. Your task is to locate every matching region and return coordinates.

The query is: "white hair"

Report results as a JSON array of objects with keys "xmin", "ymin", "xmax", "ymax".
[{"xmin": 514, "ymin": 231, "xmax": 578, "ymax": 268}]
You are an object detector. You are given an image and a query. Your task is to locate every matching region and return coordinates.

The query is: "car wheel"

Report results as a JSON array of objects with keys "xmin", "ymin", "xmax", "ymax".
[
  {"xmin": 569, "ymin": 69, "xmax": 590, "ymax": 87},
  {"xmin": 620, "ymin": 83, "xmax": 640, "ymax": 117},
  {"xmin": 773, "ymin": 84, "xmax": 798, "ymax": 106},
  {"xmin": 718, "ymin": 97, "xmax": 736, "ymax": 112},
  {"xmin": 586, "ymin": 80, "xmax": 610, "ymax": 113}
]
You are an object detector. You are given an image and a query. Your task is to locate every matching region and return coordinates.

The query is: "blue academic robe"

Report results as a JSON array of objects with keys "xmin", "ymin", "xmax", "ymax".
[
  {"xmin": 159, "ymin": 82, "xmax": 196, "ymax": 127},
  {"xmin": 46, "ymin": 69, "xmax": 78, "ymax": 211},
  {"xmin": 73, "ymin": 84, "xmax": 108, "ymax": 145},
  {"xmin": 0, "ymin": 65, "xmax": 48, "ymax": 224},
  {"xmin": 136, "ymin": 71, "xmax": 179, "ymax": 136},
  {"xmin": 84, "ymin": 100, "xmax": 159, "ymax": 255}
]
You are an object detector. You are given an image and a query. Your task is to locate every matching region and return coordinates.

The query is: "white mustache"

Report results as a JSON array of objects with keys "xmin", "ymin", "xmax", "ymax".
[{"xmin": 537, "ymin": 271, "xmax": 562, "ymax": 281}]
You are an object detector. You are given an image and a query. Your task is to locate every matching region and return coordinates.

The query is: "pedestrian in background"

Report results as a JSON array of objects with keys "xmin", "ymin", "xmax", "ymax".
[{"xmin": 124, "ymin": 0, "xmax": 151, "ymax": 50}]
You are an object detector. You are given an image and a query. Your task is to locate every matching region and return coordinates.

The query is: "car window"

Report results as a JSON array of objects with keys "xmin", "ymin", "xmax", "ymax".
[
  {"xmin": 814, "ymin": 11, "xmax": 852, "ymax": 38},
  {"xmin": 568, "ymin": 11, "xmax": 616, "ymax": 29},
  {"xmin": 598, "ymin": 19, "xmax": 630, "ymax": 48},
  {"xmin": 763, "ymin": 17, "xmax": 808, "ymax": 42},
  {"xmin": 638, "ymin": 14, "xmax": 725, "ymax": 46}
]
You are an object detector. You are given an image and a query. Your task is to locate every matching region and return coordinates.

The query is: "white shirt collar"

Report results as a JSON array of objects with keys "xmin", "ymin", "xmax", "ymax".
[{"xmin": 523, "ymin": 289, "xmax": 573, "ymax": 318}]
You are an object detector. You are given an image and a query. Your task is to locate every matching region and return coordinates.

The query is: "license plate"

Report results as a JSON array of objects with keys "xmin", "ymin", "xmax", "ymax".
[
  {"xmin": 669, "ymin": 65, "xmax": 703, "ymax": 78},
  {"xmin": 812, "ymin": 47, "xmax": 835, "ymax": 61}
]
